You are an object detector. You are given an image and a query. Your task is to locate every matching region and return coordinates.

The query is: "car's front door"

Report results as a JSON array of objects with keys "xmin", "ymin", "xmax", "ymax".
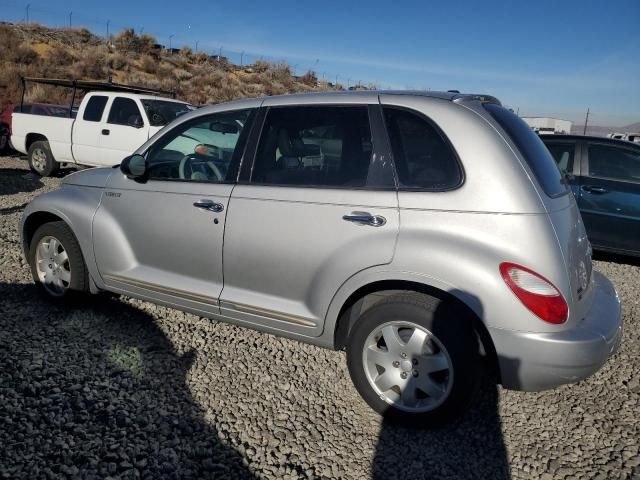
[
  {"xmin": 220, "ymin": 103, "xmax": 399, "ymax": 337},
  {"xmin": 93, "ymin": 108, "xmax": 256, "ymax": 314},
  {"xmin": 98, "ymin": 96, "xmax": 150, "ymax": 166},
  {"xmin": 578, "ymin": 141, "xmax": 640, "ymax": 254}
]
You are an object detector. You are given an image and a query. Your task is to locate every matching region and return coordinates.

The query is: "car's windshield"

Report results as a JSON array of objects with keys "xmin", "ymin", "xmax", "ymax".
[{"xmin": 140, "ymin": 100, "xmax": 195, "ymax": 127}]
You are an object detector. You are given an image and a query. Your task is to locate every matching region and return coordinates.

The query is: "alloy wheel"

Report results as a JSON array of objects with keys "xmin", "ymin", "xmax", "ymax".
[
  {"xmin": 362, "ymin": 321, "xmax": 453, "ymax": 413},
  {"xmin": 34, "ymin": 235, "xmax": 71, "ymax": 296}
]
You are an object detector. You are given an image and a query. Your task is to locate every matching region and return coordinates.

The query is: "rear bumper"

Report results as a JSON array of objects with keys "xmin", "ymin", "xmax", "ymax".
[{"xmin": 490, "ymin": 271, "xmax": 622, "ymax": 391}]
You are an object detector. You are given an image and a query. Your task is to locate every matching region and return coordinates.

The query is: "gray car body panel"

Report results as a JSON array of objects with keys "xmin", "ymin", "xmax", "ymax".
[{"xmin": 20, "ymin": 90, "xmax": 622, "ymax": 392}]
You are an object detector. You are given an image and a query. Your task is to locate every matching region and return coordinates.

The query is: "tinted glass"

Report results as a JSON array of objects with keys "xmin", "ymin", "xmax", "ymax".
[
  {"xmin": 141, "ymin": 100, "xmax": 195, "ymax": 126},
  {"xmin": 145, "ymin": 109, "xmax": 253, "ymax": 182},
  {"xmin": 83, "ymin": 96, "xmax": 108, "ymax": 122},
  {"xmin": 384, "ymin": 107, "xmax": 461, "ymax": 189},
  {"xmin": 588, "ymin": 143, "xmax": 640, "ymax": 183},
  {"xmin": 108, "ymin": 97, "xmax": 143, "ymax": 127},
  {"xmin": 485, "ymin": 103, "xmax": 567, "ymax": 197},
  {"xmin": 252, "ymin": 106, "xmax": 373, "ymax": 187},
  {"xmin": 545, "ymin": 142, "xmax": 575, "ymax": 175}
]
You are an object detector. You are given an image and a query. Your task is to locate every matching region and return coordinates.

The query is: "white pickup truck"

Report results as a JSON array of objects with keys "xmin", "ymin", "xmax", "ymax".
[{"xmin": 12, "ymin": 90, "xmax": 193, "ymax": 176}]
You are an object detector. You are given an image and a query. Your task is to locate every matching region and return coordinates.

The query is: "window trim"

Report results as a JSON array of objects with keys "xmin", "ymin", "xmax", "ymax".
[
  {"xmin": 380, "ymin": 105, "xmax": 465, "ymax": 192},
  {"xmin": 242, "ymin": 103, "xmax": 397, "ymax": 191},
  {"xmin": 140, "ymin": 108, "xmax": 256, "ymax": 185},
  {"xmin": 585, "ymin": 141, "xmax": 640, "ymax": 185}
]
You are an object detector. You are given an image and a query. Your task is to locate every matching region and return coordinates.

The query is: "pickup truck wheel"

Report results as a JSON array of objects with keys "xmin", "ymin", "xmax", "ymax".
[
  {"xmin": 29, "ymin": 221, "xmax": 89, "ymax": 301},
  {"xmin": 346, "ymin": 292, "xmax": 479, "ymax": 427},
  {"xmin": 0, "ymin": 125, "xmax": 9, "ymax": 154},
  {"xmin": 28, "ymin": 140, "xmax": 58, "ymax": 176}
]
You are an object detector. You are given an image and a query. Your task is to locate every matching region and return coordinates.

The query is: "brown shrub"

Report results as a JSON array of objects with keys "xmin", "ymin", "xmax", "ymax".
[
  {"xmin": 301, "ymin": 70, "xmax": 318, "ymax": 87},
  {"xmin": 139, "ymin": 55, "xmax": 157, "ymax": 74},
  {"xmin": 138, "ymin": 33, "xmax": 157, "ymax": 54},
  {"xmin": 114, "ymin": 29, "xmax": 138, "ymax": 53}
]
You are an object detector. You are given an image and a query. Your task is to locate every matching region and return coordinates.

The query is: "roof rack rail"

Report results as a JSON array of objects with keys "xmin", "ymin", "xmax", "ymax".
[{"xmin": 20, "ymin": 77, "xmax": 178, "ymax": 118}]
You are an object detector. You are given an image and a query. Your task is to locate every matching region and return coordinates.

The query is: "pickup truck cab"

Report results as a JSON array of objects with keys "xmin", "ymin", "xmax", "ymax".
[{"xmin": 11, "ymin": 91, "xmax": 193, "ymax": 176}]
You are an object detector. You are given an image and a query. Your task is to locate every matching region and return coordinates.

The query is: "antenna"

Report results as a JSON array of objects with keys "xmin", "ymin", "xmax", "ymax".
[{"xmin": 583, "ymin": 108, "xmax": 590, "ymax": 136}]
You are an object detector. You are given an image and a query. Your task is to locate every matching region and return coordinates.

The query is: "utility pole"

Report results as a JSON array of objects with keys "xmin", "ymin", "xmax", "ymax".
[
  {"xmin": 516, "ymin": 107, "xmax": 520, "ymax": 116},
  {"xmin": 195, "ymin": 40, "xmax": 199, "ymax": 52},
  {"xmin": 240, "ymin": 51, "xmax": 244, "ymax": 66},
  {"xmin": 218, "ymin": 46, "xmax": 223, "ymax": 62},
  {"xmin": 69, "ymin": 11, "xmax": 72, "ymax": 28},
  {"xmin": 583, "ymin": 108, "xmax": 590, "ymax": 135},
  {"xmin": 25, "ymin": 3, "xmax": 30, "ymax": 24},
  {"xmin": 169, "ymin": 34, "xmax": 174, "ymax": 54}
]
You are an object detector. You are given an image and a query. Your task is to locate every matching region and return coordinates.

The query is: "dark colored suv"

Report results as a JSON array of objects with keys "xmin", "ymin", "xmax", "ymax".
[{"xmin": 541, "ymin": 135, "xmax": 640, "ymax": 256}]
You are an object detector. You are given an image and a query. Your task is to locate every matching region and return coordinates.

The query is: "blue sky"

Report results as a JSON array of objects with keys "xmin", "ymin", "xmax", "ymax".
[{"xmin": 3, "ymin": 0, "xmax": 639, "ymax": 126}]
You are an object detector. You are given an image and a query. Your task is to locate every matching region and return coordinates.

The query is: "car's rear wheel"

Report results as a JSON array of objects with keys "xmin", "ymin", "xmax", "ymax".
[
  {"xmin": 346, "ymin": 292, "xmax": 480, "ymax": 427},
  {"xmin": 29, "ymin": 221, "xmax": 88, "ymax": 301},
  {"xmin": 28, "ymin": 140, "xmax": 58, "ymax": 177},
  {"xmin": 0, "ymin": 124, "xmax": 9, "ymax": 154}
]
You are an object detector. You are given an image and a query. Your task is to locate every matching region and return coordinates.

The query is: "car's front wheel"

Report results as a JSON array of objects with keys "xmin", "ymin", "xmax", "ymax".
[
  {"xmin": 28, "ymin": 140, "xmax": 58, "ymax": 177},
  {"xmin": 29, "ymin": 221, "xmax": 89, "ymax": 301},
  {"xmin": 347, "ymin": 292, "xmax": 480, "ymax": 427}
]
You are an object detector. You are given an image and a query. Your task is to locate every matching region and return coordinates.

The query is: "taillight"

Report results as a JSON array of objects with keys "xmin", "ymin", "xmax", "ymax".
[{"xmin": 499, "ymin": 262, "xmax": 568, "ymax": 324}]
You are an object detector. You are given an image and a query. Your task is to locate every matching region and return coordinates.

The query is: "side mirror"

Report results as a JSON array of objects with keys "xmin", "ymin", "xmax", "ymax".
[{"xmin": 120, "ymin": 154, "xmax": 147, "ymax": 181}]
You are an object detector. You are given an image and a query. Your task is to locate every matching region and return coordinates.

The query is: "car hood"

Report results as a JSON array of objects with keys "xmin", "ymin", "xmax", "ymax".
[{"xmin": 62, "ymin": 167, "xmax": 114, "ymax": 188}]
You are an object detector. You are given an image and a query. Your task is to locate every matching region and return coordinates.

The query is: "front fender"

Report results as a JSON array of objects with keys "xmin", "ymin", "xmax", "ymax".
[{"xmin": 21, "ymin": 186, "xmax": 103, "ymax": 288}]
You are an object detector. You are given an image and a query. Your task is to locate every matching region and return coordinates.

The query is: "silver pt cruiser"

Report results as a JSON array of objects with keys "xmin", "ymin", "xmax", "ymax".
[{"xmin": 21, "ymin": 91, "xmax": 623, "ymax": 426}]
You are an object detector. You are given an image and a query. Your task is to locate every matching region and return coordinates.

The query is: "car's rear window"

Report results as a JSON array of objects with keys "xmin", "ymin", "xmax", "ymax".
[{"xmin": 484, "ymin": 103, "xmax": 567, "ymax": 198}]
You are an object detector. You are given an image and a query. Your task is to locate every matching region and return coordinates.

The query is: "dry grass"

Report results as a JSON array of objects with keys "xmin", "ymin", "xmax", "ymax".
[{"xmin": 0, "ymin": 23, "xmax": 333, "ymax": 111}]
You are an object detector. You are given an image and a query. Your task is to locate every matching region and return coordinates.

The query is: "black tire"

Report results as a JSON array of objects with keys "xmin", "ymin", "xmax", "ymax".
[
  {"xmin": 28, "ymin": 221, "xmax": 89, "ymax": 302},
  {"xmin": 0, "ymin": 124, "xmax": 9, "ymax": 154},
  {"xmin": 346, "ymin": 292, "xmax": 480, "ymax": 427},
  {"xmin": 28, "ymin": 140, "xmax": 58, "ymax": 176}
]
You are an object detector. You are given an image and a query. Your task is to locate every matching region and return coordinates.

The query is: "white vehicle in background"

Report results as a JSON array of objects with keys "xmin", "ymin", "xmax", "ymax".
[{"xmin": 11, "ymin": 78, "xmax": 193, "ymax": 176}]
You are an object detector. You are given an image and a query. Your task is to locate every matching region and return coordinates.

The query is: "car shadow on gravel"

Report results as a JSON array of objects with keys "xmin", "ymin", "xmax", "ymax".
[
  {"xmin": 372, "ymin": 291, "xmax": 512, "ymax": 480},
  {"xmin": 593, "ymin": 251, "xmax": 640, "ymax": 268},
  {"xmin": 0, "ymin": 282, "xmax": 257, "ymax": 479},
  {"xmin": 0, "ymin": 168, "xmax": 44, "ymax": 196}
]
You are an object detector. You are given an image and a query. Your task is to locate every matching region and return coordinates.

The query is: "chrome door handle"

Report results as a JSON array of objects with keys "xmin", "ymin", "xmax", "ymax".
[
  {"xmin": 342, "ymin": 212, "xmax": 386, "ymax": 227},
  {"xmin": 581, "ymin": 185, "xmax": 608, "ymax": 195},
  {"xmin": 193, "ymin": 200, "xmax": 224, "ymax": 213}
]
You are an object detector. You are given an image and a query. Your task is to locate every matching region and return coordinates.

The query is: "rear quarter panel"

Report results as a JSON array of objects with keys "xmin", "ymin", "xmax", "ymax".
[{"xmin": 11, "ymin": 112, "xmax": 74, "ymax": 161}]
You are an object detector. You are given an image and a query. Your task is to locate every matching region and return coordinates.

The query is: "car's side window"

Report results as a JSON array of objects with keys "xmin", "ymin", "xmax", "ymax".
[
  {"xmin": 545, "ymin": 142, "xmax": 575, "ymax": 175},
  {"xmin": 145, "ymin": 109, "xmax": 253, "ymax": 183},
  {"xmin": 383, "ymin": 107, "xmax": 461, "ymax": 190},
  {"xmin": 251, "ymin": 106, "xmax": 373, "ymax": 187},
  {"xmin": 83, "ymin": 96, "xmax": 108, "ymax": 122},
  {"xmin": 588, "ymin": 143, "xmax": 640, "ymax": 183},
  {"xmin": 107, "ymin": 97, "xmax": 144, "ymax": 128}
]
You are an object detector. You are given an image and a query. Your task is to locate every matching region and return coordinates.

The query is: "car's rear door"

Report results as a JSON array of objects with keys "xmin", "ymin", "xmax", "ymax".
[
  {"xmin": 578, "ymin": 141, "xmax": 640, "ymax": 254},
  {"xmin": 220, "ymin": 100, "xmax": 399, "ymax": 337},
  {"xmin": 71, "ymin": 94, "xmax": 109, "ymax": 165},
  {"xmin": 93, "ymin": 107, "xmax": 256, "ymax": 315}
]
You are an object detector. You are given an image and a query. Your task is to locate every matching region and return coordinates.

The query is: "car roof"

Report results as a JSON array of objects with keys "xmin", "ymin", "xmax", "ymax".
[
  {"xmin": 540, "ymin": 134, "xmax": 640, "ymax": 148},
  {"xmin": 195, "ymin": 90, "xmax": 501, "ymax": 114}
]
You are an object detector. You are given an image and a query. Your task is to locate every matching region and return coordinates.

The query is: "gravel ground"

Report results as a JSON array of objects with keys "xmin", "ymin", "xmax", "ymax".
[{"xmin": 0, "ymin": 155, "xmax": 638, "ymax": 479}]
